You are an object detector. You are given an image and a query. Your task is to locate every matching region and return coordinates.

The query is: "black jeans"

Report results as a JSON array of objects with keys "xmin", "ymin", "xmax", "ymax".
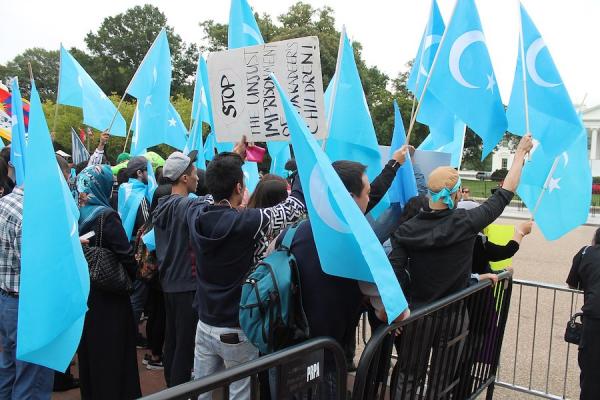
[
  {"xmin": 579, "ymin": 317, "xmax": 600, "ymax": 400},
  {"xmin": 163, "ymin": 291, "xmax": 198, "ymax": 387},
  {"xmin": 146, "ymin": 286, "xmax": 166, "ymax": 357}
]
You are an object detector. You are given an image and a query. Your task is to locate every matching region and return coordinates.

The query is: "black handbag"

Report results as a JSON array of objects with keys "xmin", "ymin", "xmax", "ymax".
[
  {"xmin": 83, "ymin": 212, "xmax": 133, "ymax": 293},
  {"xmin": 564, "ymin": 312, "xmax": 583, "ymax": 345}
]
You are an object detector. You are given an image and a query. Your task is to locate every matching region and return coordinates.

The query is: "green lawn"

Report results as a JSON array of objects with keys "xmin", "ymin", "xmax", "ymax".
[{"xmin": 461, "ymin": 180, "xmax": 600, "ymax": 206}]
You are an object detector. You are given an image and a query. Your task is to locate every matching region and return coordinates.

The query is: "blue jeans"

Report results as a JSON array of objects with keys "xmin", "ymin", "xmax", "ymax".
[
  {"xmin": 193, "ymin": 319, "xmax": 258, "ymax": 400},
  {"xmin": 0, "ymin": 293, "xmax": 53, "ymax": 400}
]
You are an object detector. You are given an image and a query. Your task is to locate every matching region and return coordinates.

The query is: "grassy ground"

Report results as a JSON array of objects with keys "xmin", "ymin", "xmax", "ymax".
[{"xmin": 461, "ymin": 179, "xmax": 600, "ymax": 205}]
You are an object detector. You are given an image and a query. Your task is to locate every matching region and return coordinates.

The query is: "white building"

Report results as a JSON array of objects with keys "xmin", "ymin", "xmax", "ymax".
[{"xmin": 491, "ymin": 105, "xmax": 600, "ymax": 176}]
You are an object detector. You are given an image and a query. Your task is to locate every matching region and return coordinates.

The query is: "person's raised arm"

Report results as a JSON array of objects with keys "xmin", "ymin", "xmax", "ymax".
[
  {"xmin": 367, "ymin": 145, "xmax": 409, "ymax": 212},
  {"xmin": 502, "ymin": 134, "xmax": 533, "ymax": 193}
]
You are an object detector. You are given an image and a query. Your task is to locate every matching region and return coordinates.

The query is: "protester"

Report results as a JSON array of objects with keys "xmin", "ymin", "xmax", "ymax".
[
  {"xmin": 0, "ymin": 147, "xmax": 15, "ymax": 196},
  {"xmin": 87, "ymin": 131, "xmax": 110, "ymax": 166},
  {"xmin": 271, "ymin": 148, "xmax": 411, "ymax": 397},
  {"xmin": 567, "ymin": 228, "xmax": 600, "ymax": 400},
  {"xmin": 195, "ymin": 168, "xmax": 209, "ymax": 197},
  {"xmin": 76, "ymin": 165, "xmax": 141, "ymax": 399},
  {"xmin": 186, "ymin": 139, "xmax": 306, "ymax": 399},
  {"xmin": 120, "ymin": 156, "xmax": 152, "ymax": 347},
  {"xmin": 0, "ymin": 158, "xmax": 9, "ymax": 198},
  {"xmin": 247, "ymin": 174, "xmax": 288, "ymax": 209},
  {"xmin": 141, "ymin": 184, "xmax": 171, "ymax": 371},
  {"xmin": 0, "ymin": 184, "xmax": 55, "ymax": 399},
  {"xmin": 152, "ymin": 151, "xmax": 200, "ymax": 387},
  {"xmin": 389, "ymin": 134, "xmax": 533, "ymax": 397}
]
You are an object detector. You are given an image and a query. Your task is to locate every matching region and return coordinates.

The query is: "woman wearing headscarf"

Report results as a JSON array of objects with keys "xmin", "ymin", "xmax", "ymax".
[{"xmin": 76, "ymin": 165, "xmax": 141, "ymax": 400}]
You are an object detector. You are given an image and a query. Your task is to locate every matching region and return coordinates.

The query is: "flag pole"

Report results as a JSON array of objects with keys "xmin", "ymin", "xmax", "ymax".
[
  {"xmin": 322, "ymin": 25, "xmax": 345, "ymax": 152},
  {"xmin": 518, "ymin": 8, "xmax": 531, "ymax": 137},
  {"xmin": 405, "ymin": 0, "xmax": 459, "ymax": 146},
  {"xmin": 110, "ymin": 27, "xmax": 167, "ymax": 138}
]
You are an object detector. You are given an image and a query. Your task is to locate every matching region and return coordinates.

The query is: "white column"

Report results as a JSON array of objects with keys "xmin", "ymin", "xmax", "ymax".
[{"xmin": 592, "ymin": 128, "xmax": 599, "ymax": 160}]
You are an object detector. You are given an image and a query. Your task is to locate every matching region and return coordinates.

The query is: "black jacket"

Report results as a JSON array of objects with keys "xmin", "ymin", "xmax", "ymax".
[
  {"xmin": 153, "ymin": 195, "xmax": 199, "ymax": 293},
  {"xmin": 390, "ymin": 188, "xmax": 514, "ymax": 309},
  {"xmin": 187, "ymin": 180, "xmax": 305, "ymax": 328}
]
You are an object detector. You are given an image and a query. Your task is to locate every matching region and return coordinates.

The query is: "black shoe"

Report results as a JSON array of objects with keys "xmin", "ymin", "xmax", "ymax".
[
  {"xmin": 146, "ymin": 358, "xmax": 164, "ymax": 370},
  {"xmin": 53, "ymin": 377, "xmax": 80, "ymax": 392},
  {"xmin": 136, "ymin": 336, "xmax": 148, "ymax": 349}
]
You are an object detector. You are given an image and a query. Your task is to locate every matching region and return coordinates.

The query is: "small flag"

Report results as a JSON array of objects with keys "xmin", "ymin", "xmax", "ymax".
[
  {"xmin": 506, "ymin": 3, "xmax": 582, "ymax": 157},
  {"xmin": 71, "ymin": 127, "xmax": 90, "ymax": 165},
  {"xmin": 58, "ymin": 46, "xmax": 127, "ymax": 136},
  {"xmin": 425, "ymin": 0, "xmax": 507, "ymax": 158}
]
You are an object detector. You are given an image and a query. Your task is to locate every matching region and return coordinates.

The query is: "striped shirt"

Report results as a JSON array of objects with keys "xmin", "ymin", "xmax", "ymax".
[{"xmin": 0, "ymin": 187, "xmax": 24, "ymax": 293}]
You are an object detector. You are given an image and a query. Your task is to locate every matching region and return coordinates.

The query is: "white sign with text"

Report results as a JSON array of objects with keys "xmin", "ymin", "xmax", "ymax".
[{"xmin": 207, "ymin": 36, "xmax": 327, "ymax": 143}]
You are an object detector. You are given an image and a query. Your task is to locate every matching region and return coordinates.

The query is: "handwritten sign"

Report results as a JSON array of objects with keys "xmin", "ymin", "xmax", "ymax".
[{"xmin": 207, "ymin": 36, "xmax": 327, "ymax": 143}]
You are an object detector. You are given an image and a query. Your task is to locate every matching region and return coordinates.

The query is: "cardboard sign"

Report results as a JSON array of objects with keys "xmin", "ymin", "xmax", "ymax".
[{"xmin": 207, "ymin": 36, "xmax": 327, "ymax": 143}]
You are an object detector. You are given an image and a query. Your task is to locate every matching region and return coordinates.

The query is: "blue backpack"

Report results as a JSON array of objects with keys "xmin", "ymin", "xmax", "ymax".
[{"xmin": 239, "ymin": 222, "xmax": 310, "ymax": 354}]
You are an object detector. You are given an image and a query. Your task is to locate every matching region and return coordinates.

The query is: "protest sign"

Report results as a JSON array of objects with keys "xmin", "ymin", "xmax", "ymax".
[{"xmin": 207, "ymin": 36, "xmax": 327, "ymax": 143}]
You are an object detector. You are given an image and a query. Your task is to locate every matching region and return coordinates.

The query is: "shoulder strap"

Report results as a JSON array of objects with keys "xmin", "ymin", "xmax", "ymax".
[{"xmin": 281, "ymin": 220, "xmax": 304, "ymax": 249}]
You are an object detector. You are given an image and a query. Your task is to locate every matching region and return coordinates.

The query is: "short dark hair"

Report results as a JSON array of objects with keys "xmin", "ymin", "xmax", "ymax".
[
  {"xmin": 75, "ymin": 161, "xmax": 89, "ymax": 175},
  {"xmin": 195, "ymin": 168, "xmax": 209, "ymax": 196},
  {"xmin": 247, "ymin": 175, "xmax": 288, "ymax": 208},
  {"xmin": 593, "ymin": 228, "xmax": 600, "ymax": 246},
  {"xmin": 0, "ymin": 147, "xmax": 10, "ymax": 165},
  {"xmin": 332, "ymin": 160, "xmax": 367, "ymax": 197},
  {"xmin": 55, "ymin": 155, "xmax": 70, "ymax": 176},
  {"xmin": 398, "ymin": 195, "xmax": 430, "ymax": 224},
  {"xmin": 206, "ymin": 152, "xmax": 244, "ymax": 201}
]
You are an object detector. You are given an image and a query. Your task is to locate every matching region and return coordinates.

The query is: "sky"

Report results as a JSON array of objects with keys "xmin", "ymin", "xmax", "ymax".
[{"xmin": 2, "ymin": 0, "xmax": 599, "ymax": 107}]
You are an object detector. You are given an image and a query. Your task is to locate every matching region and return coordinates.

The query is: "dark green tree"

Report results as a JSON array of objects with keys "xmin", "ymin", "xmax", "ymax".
[{"xmin": 0, "ymin": 48, "xmax": 59, "ymax": 100}]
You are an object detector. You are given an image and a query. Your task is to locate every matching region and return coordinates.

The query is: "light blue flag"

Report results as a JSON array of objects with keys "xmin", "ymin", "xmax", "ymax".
[
  {"xmin": 192, "ymin": 55, "xmax": 214, "ymax": 128},
  {"xmin": 243, "ymin": 161, "xmax": 260, "ymax": 193},
  {"xmin": 126, "ymin": 29, "xmax": 172, "ymax": 152},
  {"xmin": 131, "ymin": 103, "xmax": 187, "ymax": 156},
  {"xmin": 274, "ymin": 76, "xmax": 408, "ymax": 323},
  {"xmin": 517, "ymin": 128, "xmax": 591, "ymax": 240},
  {"xmin": 506, "ymin": 3, "xmax": 582, "ymax": 157},
  {"xmin": 142, "ymin": 229, "xmax": 156, "ymax": 251},
  {"xmin": 407, "ymin": 0, "xmax": 454, "ymax": 148},
  {"xmin": 118, "ymin": 179, "xmax": 147, "ymax": 240},
  {"xmin": 388, "ymin": 101, "xmax": 418, "ymax": 206},
  {"xmin": 10, "ymin": 78, "xmax": 26, "ymax": 186},
  {"xmin": 419, "ymin": 117, "xmax": 466, "ymax": 168},
  {"xmin": 426, "ymin": 0, "xmax": 507, "ymax": 158},
  {"xmin": 204, "ymin": 132, "xmax": 217, "ymax": 161},
  {"xmin": 17, "ymin": 79, "xmax": 89, "ymax": 371},
  {"xmin": 188, "ymin": 56, "xmax": 209, "ymax": 169},
  {"xmin": 228, "ymin": 0, "xmax": 264, "ymax": 48},
  {"xmin": 146, "ymin": 159, "xmax": 158, "ymax": 202},
  {"xmin": 228, "ymin": 0, "xmax": 287, "ymax": 180},
  {"xmin": 58, "ymin": 46, "xmax": 126, "ymax": 136},
  {"xmin": 185, "ymin": 120, "xmax": 207, "ymax": 169},
  {"xmin": 325, "ymin": 30, "xmax": 388, "ymax": 217}
]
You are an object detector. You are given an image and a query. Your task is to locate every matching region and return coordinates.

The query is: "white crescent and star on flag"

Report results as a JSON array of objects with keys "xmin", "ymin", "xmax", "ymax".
[{"xmin": 448, "ymin": 30, "xmax": 496, "ymax": 93}]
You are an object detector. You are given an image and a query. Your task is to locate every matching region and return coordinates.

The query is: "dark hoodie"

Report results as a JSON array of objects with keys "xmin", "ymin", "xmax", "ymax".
[
  {"xmin": 153, "ymin": 194, "xmax": 200, "ymax": 293},
  {"xmin": 390, "ymin": 188, "xmax": 514, "ymax": 309},
  {"xmin": 187, "ymin": 180, "xmax": 305, "ymax": 328}
]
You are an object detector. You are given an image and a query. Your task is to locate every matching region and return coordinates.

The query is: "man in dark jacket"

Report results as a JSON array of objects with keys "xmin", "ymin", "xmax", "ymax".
[
  {"xmin": 186, "ymin": 148, "xmax": 306, "ymax": 399},
  {"xmin": 389, "ymin": 134, "xmax": 533, "ymax": 398},
  {"xmin": 152, "ymin": 151, "xmax": 200, "ymax": 387}
]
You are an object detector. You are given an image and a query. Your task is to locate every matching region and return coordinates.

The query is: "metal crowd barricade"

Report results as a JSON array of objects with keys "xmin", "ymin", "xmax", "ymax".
[
  {"xmin": 495, "ymin": 279, "xmax": 584, "ymax": 399},
  {"xmin": 140, "ymin": 337, "xmax": 347, "ymax": 400},
  {"xmin": 352, "ymin": 271, "xmax": 513, "ymax": 400}
]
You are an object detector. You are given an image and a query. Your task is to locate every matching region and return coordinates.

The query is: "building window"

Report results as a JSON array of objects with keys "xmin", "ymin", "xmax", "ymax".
[{"xmin": 502, "ymin": 158, "xmax": 508, "ymax": 169}]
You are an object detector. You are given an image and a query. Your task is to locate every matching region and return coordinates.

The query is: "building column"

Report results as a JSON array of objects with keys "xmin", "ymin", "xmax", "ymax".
[{"xmin": 591, "ymin": 128, "xmax": 599, "ymax": 160}]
